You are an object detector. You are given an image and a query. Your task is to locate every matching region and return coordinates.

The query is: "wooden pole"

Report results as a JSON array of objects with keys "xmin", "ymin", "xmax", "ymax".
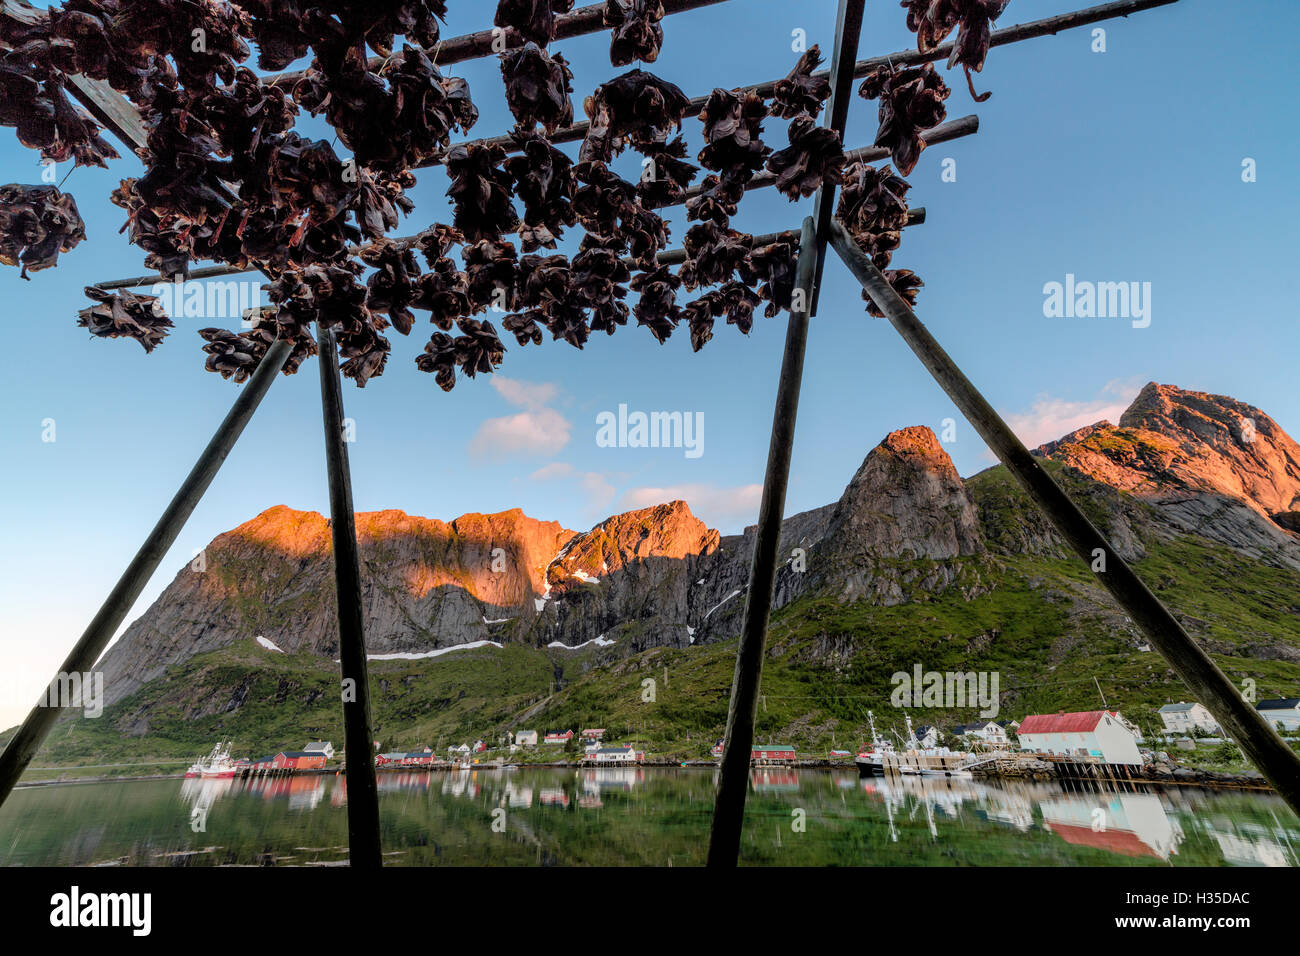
[
  {"xmin": 0, "ymin": 339, "xmax": 293, "ymax": 808},
  {"xmin": 707, "ymin": 216, "xmax": 819, "ymax": 867},
  {"xmin": 827, "ymin": 219, "xmax": 1300, "ymax": 814},
  {"xmin": 315, "ymin": 323, "xmax": 383, "ymax": 868},
  {"xmin": 707, "ymin": 0, "xmax": 866, "ymax": 868}
]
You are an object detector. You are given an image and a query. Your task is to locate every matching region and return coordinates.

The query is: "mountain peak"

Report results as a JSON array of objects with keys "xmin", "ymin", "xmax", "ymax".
[
  {"xmin": 1042, "ymin": 384, "xmax": 1300, "ymax": 520},
  {"xmin": 229, "ymin": 505, "xmax": 328, "ymax": 556},
  {"xmin": 876, "ymin": 425, "xmax": 962, "ymax": 477},
  {"xmin": 546, "ymin": 500, "xmax": 720, "ymax": 592},
  {"xmin": 827, "ymin": 426, "xmax": 984, "ymax": 563}
]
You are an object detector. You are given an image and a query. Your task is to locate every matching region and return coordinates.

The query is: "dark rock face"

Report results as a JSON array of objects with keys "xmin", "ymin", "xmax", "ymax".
[
  {"xmin": 804, "ymin": 426, "xmax": 986, "ymax": 605},
  {"xmin": 98, "ymin": 426, "xmax": 986, "ymax": 703},
  {"xmin": 97, "ymin": 384, "xmax": 1300, "ymax": 709}
]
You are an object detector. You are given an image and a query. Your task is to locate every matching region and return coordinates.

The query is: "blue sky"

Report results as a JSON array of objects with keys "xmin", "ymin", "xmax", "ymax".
[{"xmin": 2, "ymin": 0, "xmax": 1297, "ymax": 726}]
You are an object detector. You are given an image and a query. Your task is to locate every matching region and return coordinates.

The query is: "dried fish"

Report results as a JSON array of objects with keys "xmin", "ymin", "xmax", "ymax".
[
  {"xmin": 0, "ymin": 184, "xmax": 86, "ymax": 278},
  {"xmin": 858, "ymin": 63, "xmax": 949, "ymax": 176},
  {"xmin": 604, "ymin": 0, "xmax": 666, "ymax": 66},
  {"xmin": 80, "ymin": 285, "xmax": 172, "ymax": 352}
]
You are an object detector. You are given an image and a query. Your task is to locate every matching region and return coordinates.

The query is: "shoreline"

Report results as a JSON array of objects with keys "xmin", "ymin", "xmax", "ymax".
[{"xmin": 12, "ymin": 760, "xmax": 1275, "ymax": 796}]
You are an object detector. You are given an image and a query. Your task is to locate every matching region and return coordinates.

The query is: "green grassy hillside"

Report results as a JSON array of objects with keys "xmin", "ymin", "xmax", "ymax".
[{"xmin": 7, "ymin": 463, "xmax": 1300, "ymax": 772}]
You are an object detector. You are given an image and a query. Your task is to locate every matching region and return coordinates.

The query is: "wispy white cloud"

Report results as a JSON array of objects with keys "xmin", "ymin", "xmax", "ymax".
[
  {"xmin": 1001, "ymin": 379, "xmax": 1143, "ymax": 451},
  {"xmin": 528, "ymin": 462, "xmax": 617, "ymax": 513},
  {"xmin": 491, "ymin": 377, "xmax": 559, "ymax": 408},
  {"xmin": 529, "ymin": 462, "xmax": 574, "ymax": 481},
  {"xmin": 469, "ymin": 377, "xmax": 571, "ymax": 459}
]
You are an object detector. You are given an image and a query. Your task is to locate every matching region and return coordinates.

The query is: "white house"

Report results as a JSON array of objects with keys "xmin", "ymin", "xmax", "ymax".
[
  {"xmin": 1158, "ymin": 702, "xmax": 1219, "ymax": 735},
  {"xmin": 1257, "ymin": 699, "xmax": 1300, "ymax": 731},
  {"xmin": 954, "ymin": 721, "xmax": 1009, "ymax": 746},
  {"xmin": 913, "ymin": 725, "xmax": 940, "ymax": 749},
  {"xmin": 304, "ymin": 741, "xmax": 335, "ymax": 759},
  {"xmin": 514, "ymin": 729, "xmax": 538, "ymax": 747},
  {"xmin": 1016, "ymin": 711, "xmax": 1143, "ymax": 766},
  {"xmin": 593, "ymin": 746, "xmax": 638, "ymax": 764}
]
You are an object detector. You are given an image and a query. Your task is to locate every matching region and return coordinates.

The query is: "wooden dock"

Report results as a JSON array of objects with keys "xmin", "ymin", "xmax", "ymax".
[{"xmin": 881, "ymin": 752, "xmax": 970, "ymax": 775}]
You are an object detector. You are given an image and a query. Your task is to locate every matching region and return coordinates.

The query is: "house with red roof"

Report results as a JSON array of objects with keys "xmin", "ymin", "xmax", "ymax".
[{"xmin": 1017, "ymin": 711, "xmax": 1142, "ymax": 766}]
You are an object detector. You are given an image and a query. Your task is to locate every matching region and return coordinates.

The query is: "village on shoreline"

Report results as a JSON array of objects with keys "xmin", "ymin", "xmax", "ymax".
[{"xmin": 23, "ymin": 696, "xmax": 1286, "ymax": 795}]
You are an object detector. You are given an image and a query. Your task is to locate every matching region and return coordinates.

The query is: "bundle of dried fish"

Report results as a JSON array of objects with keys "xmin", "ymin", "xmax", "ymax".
[
  {"xmin": 412, "ymin": 256, "xmax": 472, "ymax": 330},
  {"xmin": 769, "ymin": 46, "xmax": 831, "ymax": 119},
  {"xmin": 678, "ymin": 221, "xmax": 750, "ymax": 291},
  {"xmin": 504, "ymin": 130, "xmax": 577, "ymax": 251},
  {"xmin": 445, "ymin": 142, "xmax": 520, "ymax": 243},
  {"xmin": 836, "ymin": 160, "xmax": 910, "ymax": 267},
  {"xmin": 858, "ymin": 63, "xmax": 949, "ymax": 176},
  {"xmin": 696, "ymin": 88, "xmax": 770, "ymax": 175},
  {"xmin": 766, "ymin": 114, "xmax": 845, "ymax": 200},
  {"xmin": 294, "ymin": 45, "xmax": 475, "ymax": 172},
  {"xmin": 362, "ymin": 238, "xmax": 424, "ymax": 335},
  {"xmin": 198, "ymin": 326, "xmax": 267, "ymax": 381},
  {"xmin": 463, "ymin": 239, "xmax": 519, "ymax": 312},
  {"xmin": 0, "ymin": 56, "xmax": 119, "ymax": 167},
  {"xmin": 864, "ymin": 268, "xmax": 924, "ymax": 317},
  {"xmin": 679, "ymin": 281, "xmax": 763, "ymax": 351},
  {"xmin": 79, "ymin": 285, "xmax": 172, "ymax": 352},
  {"xmin": 495, "ymin": 0, "xmax": 575, "ymax": 48},
  {"xmin": 0, "ymin": 184, "xmax": 86, "ymax": 278},
  {"xmin": 415, "ymin": 319, "xmax": 506, "ymax": 390},
  {"xmin": 572, "ymin": 243, "xmax": 630, "ymax": 334},
  {"xmin": 636, "ymin": 137, "xmax": 698, "ymax": 210},
  {"xmin": 501, "ymin": 42, "xmax": 574, "ymax": 134},
  {"xmin": 739, "ymin": 239, "xmax": 799, "ymax": 317},
  {"xmin": 901, "ymin": 0, "xmax": 1010, "ymax": 101},
  {"xmin": 579, "ymin": 69, "xmax": 691, "ymax": 163},
  {"xmin": 107, "ymin": 0, "xmax": 251, "ymax": 92},
  {"xmin": 604, "ymin": 0, "xmax": 666, "ymax": 66},
  {"xmin": 629, "ymin": 264, "xmax": 681, "ymax": 343},
  {"xmin": 572, "ymin": 160, "xmax": 636, "ymax": 242},
  {"xmin": 513, "ymin": 253, "xmax": 588, "ymax": 349}
]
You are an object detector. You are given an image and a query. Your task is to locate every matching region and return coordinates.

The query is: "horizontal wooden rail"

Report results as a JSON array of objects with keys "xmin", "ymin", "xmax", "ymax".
[
  {"xmin": 90, "ymin": 111, "xmax": 968, "ymax": 290},
  {"xmin": 424, "ymin": 0, "xmax": 1177, "ymax": 167},
  {"xmin": 264, "ymin": 0, "xmax": 735, "ymax": 87}
]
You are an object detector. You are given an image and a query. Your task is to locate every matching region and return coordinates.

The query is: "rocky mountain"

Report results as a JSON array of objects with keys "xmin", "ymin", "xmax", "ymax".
[
  {"xmin": 1034, "ymin": 382, "xmax": 1300, "ymax": 569},
  {"xmin": 92, "ymin": 382, "xmax": 1300, "ymax": 717}
]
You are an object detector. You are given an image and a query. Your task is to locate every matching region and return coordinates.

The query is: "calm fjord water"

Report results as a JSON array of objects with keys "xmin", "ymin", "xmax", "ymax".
[{"xmin": 0, "ymin": 768, "xmax": 1293, "ymax": 866}]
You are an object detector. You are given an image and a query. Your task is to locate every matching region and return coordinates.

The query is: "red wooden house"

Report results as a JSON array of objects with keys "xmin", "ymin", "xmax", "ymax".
[
  {"xmin": 751, "ymin": 744, "xmax": 797, "ymax": 764},
  {"xmin": 276, "ymin": 751, "xmax": 327, "ymax": 770}
]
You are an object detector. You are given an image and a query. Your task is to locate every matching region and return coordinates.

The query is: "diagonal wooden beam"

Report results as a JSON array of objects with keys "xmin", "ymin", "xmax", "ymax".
[
  {"xmin": 315, "ymin": 323, "xmax": 383, "ymax": 868},
  {"xmin": 827, "ymin": 218, "xmax": 1300, "ymax": 815},
  {"xmin": 707, "ymin": 0, "xmax": 867, "ymax": 868},
  {"xmin": 0, "ymin": 338, "xmax": 292, "ymax": 808},
  {"xmin": 0, "ymin": 1, "xmax": 388, "ymax": 862}
]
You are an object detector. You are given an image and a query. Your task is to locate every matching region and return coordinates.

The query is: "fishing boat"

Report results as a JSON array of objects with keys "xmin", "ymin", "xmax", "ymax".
[
  {"xmin": 855, "ymin": 711, "xmax": 894, "ymax": 776},
  {"xmin": 883, "ymin": 717, "xmax": 973, "ymax": 777},
  {"xmin": 185, "ymin": 741, "xmax": 239, "ymax": 778},
  {"xmin": 920, "ymin": 766, "xmax": 973, "ymax": 779}
]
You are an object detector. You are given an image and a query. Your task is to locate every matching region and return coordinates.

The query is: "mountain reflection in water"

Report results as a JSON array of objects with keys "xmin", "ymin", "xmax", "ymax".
[{"xmin": 0, "ymin": 768, "xmax": 1293, "ymax": 867}]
